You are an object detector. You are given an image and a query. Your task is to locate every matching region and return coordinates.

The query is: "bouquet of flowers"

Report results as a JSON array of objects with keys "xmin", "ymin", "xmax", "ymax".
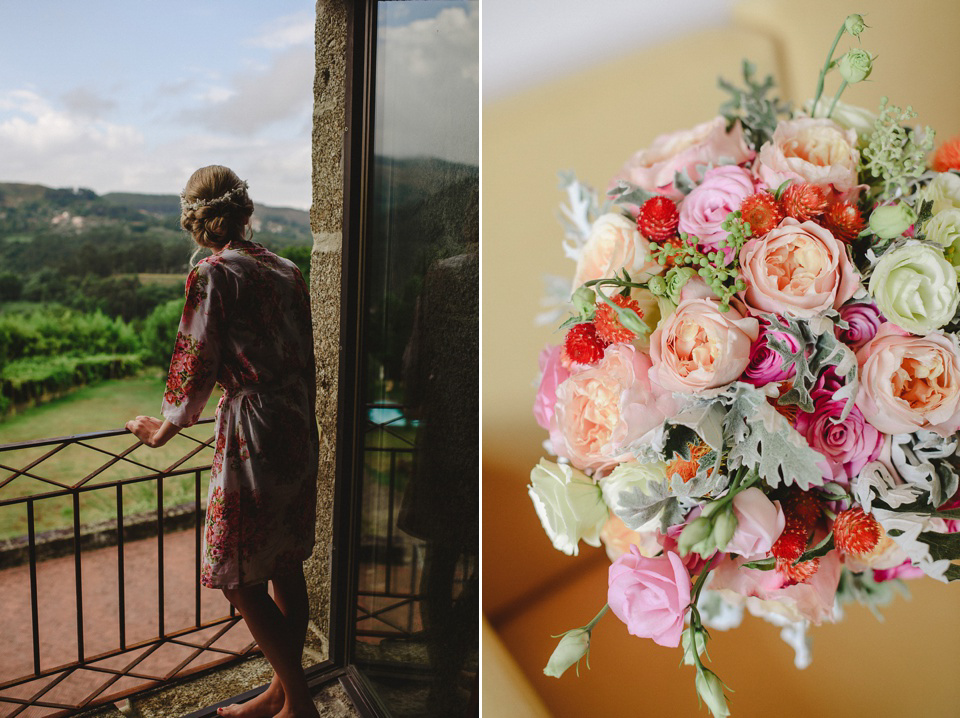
[{"xmin": 529, "ymin": 14, "xmax": 960, "ymax": 716}]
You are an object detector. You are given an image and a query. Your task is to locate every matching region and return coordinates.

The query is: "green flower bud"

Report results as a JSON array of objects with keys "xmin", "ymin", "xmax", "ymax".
[
  {"xmin": 677, "ymin": 516, "xmax": 712, "ymax": 557},
  {"xmin": 571, "ymin": 285, "xmax": 596, "ymax": 318},
  {"xmin": 844, "ymin": 13, "xmax": 866, "ymax": 37},
  {"xmin": 681, "ymin": 628, "xmax": 709, "ymax": 667},
  {"xmin": 665, "ymin": 267, "xmax": 695, "ymax": 304},
  {"xmin": 615, "ymin": 305, "xmax": 650, "ymax": 336},
  {"xmin": 711, "ymin": 509, "xmax": 738, "ymax": 552},
  {"xmin": 868, "ymin": 202, "xmax": 917, "ymax": 239},
  {"xmin": 838, "ymin": 48, "xmax": 873, "ymax": 84},
  {"xmin": 696, "ymin": 668, "xmax": 731, "ymax": 718},
  {"xmin": 543, "ymin": 628, "xmax": 590, "ymax": 678},
  {"xmin": 647, "ymin": 275, "xmax": 667, "ymax": 296}
]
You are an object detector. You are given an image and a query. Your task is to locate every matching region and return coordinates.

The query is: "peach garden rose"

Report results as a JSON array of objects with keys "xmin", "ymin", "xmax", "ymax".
[
  {"xmin": 649, "ymin": 297, "xmax": 759, "ymax": 393},
  {"xmin": 554, "ymin": 344, "xmax": 674, "ymax": 472},
  {"xmin": 856, "ymin": 323, "xmax": 960, "ymax": 437},
  {"xmin": 572, "ymin": 212, "xmax": 661, "ymax": 292},
  {"xmin": 754, "ymin": 117, "xmax": 860, "ymax": 194},
  {"xmin": 738, "ymin": 218, "xmax": 861, "ymax": 318}
]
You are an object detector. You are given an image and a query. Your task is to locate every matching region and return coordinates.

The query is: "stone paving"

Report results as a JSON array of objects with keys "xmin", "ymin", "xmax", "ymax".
[{"xmin": 0, "ymin": 527, "xmax": 253, "ymax": 717}]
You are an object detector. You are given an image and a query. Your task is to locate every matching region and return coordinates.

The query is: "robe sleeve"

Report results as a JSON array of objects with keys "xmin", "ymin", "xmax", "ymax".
[{"xmin": 160, "ymin": 260, "xmax": 229, "ymax": 428}]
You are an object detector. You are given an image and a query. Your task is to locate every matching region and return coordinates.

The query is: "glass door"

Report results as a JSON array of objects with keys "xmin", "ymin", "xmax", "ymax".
[{"xmin": 351, "ymin": 2, "xmax": 478, "ymax": 716}]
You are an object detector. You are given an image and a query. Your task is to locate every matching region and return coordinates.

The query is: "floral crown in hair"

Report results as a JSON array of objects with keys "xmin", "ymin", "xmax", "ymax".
[{"xmin": 179, "ymin": 180, "xmax": 249, "ymax": 212}]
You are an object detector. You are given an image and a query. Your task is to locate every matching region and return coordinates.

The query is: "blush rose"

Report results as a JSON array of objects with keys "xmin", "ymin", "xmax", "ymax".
[
  {"xmin": 572, "ymin": 213, "xmax": 661, "ymax": 292},
  {"xmin": 678, "ymin": 165, "xmax": 755, "ymax": 261},
  {"xmin": 738, "ymin": 218, "xmax": 860, "ymax": 318},
  {"xmin": 754, "ymin": 117, "xmax": 860, "ymax": 194},
  {"xmin": 613, "ymin": 116, "xmax": 754, "ymax": 203}
]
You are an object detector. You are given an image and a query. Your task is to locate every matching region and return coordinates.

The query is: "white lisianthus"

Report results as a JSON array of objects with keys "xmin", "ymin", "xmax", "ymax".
[
  {"xmin": 803, "ymin": 98, "xmax": 876, "ymax": 142},
  {"xmin": 925, "ymin": 209, "xmax": 960, "ymax": 271},
  {"xmin": 599, "ymin": 460, "xmax": 667, "ymax": 518},
  {"xmin": 528, "ymin": 458, "xmax": 607, "ymax": 556},
  {"xmin": 543, "ymin": 629, "xmax": 590, "ymax": 678},
  {"xmin": 919, "ymin": 172, "xmax": 960, "ymax": 216},
  {"xmin": 869, "ymin": 242, "xmax": 960, "ymax": 334}
]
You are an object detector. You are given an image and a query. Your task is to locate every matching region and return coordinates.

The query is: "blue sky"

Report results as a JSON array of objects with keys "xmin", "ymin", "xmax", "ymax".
[{"xmin": 0, "ymin": 1, "xmax": 478, "ymax": 210}]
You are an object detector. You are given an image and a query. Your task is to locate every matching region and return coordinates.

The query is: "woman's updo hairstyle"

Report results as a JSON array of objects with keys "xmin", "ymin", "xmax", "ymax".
[{"xmin": 179, "ymin": 165, "xmax": 254, "ymax": 251}]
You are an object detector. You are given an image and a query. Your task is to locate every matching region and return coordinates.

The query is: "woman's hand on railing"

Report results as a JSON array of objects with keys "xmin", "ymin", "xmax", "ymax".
[{"xmin": 125, "ymin": 416, "xmax": 182, "ymax": 448}]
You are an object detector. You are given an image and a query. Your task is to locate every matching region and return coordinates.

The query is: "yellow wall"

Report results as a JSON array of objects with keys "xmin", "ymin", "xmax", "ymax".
[{"xmin": 483, "ymin": 2, "xmax": 960, "ymax": 715}]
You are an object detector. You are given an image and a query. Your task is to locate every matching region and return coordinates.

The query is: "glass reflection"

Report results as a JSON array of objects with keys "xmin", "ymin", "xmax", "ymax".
[{"xmin": 354, "ymin": 2, "xmax": 478, "ymax": 716}]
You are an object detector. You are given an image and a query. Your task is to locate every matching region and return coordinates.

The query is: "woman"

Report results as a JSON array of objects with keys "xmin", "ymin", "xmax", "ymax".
[{"xmin": 126, "ymin": 165, "xmax": 320, "ymax": 718}]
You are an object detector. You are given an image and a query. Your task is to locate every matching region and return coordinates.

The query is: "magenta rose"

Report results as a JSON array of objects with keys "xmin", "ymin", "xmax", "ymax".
[
  {"xmin": 678, "ymin": 165, "xmax": 755, "ymax": 262},
  {"xmin": 794, "ymin": 386, "xmax": 883, "ymax": 483},
  {"xmin": 741, "ymin": 319, "xmax": 800, "ymax": 387},
  {"xmin": 607, "ymin": 546, "xmax": 691, "ymax": 647},
  {"xmin": 533, "ymin": 344, "xmax": 570, "ymax": 455},
  {"xmin": 613, "ymin": 116, "xmax": 754, "ymax": 203},
  {"xmin": 836, "ymin": 300, "xmax": 884, "ymax": 352}
]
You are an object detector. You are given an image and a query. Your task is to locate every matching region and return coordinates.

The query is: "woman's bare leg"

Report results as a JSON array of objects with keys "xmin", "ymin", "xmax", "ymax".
[{"xmin": 216, "ymin": 573, "xmax": 317, "ymax": 718}]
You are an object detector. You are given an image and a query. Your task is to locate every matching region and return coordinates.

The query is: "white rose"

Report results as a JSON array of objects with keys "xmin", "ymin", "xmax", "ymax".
[
  {"xmin": 869, "ymin": 241, "xmax": 960, "ymax": 334},
  {"xmin": 528, "ymin": 458, "xmax": 607, "ymax": 556},
  {"xmin": 925, "ymin": 209, "xmax": 960, "ymax": 272},
  {"xmin": 802, "ymin": 98, "xmax": 877, "ymax": 143},
  {"xmin": 571, "ymin": 213, "xmax": 662, "ymax": 292},
  {"xmin": 920, "ymin": 172, "xmax": 960, "ymax": 216}
]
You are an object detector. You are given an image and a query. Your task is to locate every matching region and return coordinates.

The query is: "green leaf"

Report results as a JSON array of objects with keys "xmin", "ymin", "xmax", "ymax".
[{"xmin": 914, "ymin": 531, "xmax": 960, "ymax": 563}]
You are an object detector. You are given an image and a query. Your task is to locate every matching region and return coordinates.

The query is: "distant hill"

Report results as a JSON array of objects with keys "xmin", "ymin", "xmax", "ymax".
[{"xmin": 0, "ymin": 182, "xmax": 310, "ymax": 240}]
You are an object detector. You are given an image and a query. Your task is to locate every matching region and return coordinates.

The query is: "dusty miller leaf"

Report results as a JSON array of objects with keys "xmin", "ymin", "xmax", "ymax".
[
  {"xmin": 557, "ymin": 171, "xmax": 606, "ymax": 262},
  {"xmin": 606, "ymin": 180, "xmax": 655, "ymax": 209},
  {"xmin": 762, "ymin": 312, "xmax": 858, "ymax": 418},
  {"xmin": 723, "ymin": 384, "xmax": 825, "ymax": 490},
  {"xmin": 614, "ymin": 479, "xmax": 681, "ymax": 532}
]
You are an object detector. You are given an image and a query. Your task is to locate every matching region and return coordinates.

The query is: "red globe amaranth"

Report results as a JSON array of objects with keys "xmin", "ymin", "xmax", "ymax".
[
  {"xmin": 739, "ymin": 192, "xmax": 783, "ymax": 237},
  {"xmin": 594, "ymin": 294, "xmax": 644, "ymax": 344},
  {"xmin": 562, "ymin": 323, "xmax": 609, "ymax": 366},
  {"xmin": 822, "ymin": 200, "xmax": 865, "ymax": 242},
  {"xmin": 833, "ymin": 506, "xmax": 881, "ymax": 556},
  {"xmin": 637, "ymin": 196, "xmax": 679, "ymax": 242},
  {"xmin": 781, "ymin": 182, "xmax": 828, "ymax": 222}
]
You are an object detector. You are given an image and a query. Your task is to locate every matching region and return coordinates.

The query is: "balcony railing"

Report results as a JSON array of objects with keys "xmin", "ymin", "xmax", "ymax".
[{"xmin": 0, "ymin": 419, "xmax": 257, "ymax": 717}]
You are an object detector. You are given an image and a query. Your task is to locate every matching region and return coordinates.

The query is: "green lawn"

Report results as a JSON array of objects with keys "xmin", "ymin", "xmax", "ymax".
[{"xmin": 0, "ymin": 370, "xmax": 220, "ymax": 540}]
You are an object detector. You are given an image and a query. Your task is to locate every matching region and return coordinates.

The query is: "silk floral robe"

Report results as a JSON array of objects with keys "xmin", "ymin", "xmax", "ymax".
[{"xmin": 161, "ymin": 238, "xmax": 319, "ymax": 589}]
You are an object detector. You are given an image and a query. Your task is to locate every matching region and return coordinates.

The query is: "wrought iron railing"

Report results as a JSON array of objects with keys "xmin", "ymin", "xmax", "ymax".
[
  {"xmin": 0, "ymin": 420, "xmax": 257, "ymax": 717},
  {"xmin": 355, "ymin": 403, "xmax": 423, "ymax": 642}
]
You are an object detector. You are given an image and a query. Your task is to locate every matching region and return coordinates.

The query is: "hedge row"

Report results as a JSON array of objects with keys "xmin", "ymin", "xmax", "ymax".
[{"xmin": 1, "ymin": 353, "xmax": 144, "ymax": 406}]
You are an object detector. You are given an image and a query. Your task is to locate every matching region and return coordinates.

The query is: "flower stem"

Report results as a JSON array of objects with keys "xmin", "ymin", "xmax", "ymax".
[
  {"xmin": 827, "ymin": 80, "xmax": 849, "ymax": 118},
  {"xmin": 585, "ymin": 603, "xmax": 609, "ymax": 631},
  {"xmin": 812, "ymin": 24, "xmax": 846, "ymax": 117}
]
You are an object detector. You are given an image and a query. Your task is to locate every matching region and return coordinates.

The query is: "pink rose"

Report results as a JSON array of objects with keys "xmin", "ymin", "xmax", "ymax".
[
  {"xmin": 856, "ymin": 323, "xmax": 960, "ymax": 437},
  {"xmin": 614, "ymin": 116, "xmax": 754, "ymax": 203},
  {"xmin": 607, "ymin": 546, "xmax": 691, "ymax": 647},
  {"xmin": 741, "ymin": 318, "xmax": 799, "ymax": 387},
  {"xmin": 649, "ymin": 298, "xmax": 759, "ymax": 393},
  {"xmin": 708, "ymin": 550, "xmax": 842, "ymax": 625},
  {"xmin": 554, "ymin": 344, "xmax": 674, "ymax": 472},
  {"xmin": 836, "ymin": 300, "xmax": 884, "ymax": 351},
  {"xmin": 754, "ymin": 118, "xmax": 860, "ymax": 194},
  {"xmin": 533, "ymin": 344, "xmax": 570, "ymax": 455},
  {"xmin": 725, "ymin": 488, "xmax": 785, "ymax": 561},
  {"xmin": 678, "ymin": 165, "xmax": 755, "ymax": 261},
  {"xmin": 794, "ymin": 387, "xmax": 883, "ymax": 484},
  {"xmin": 572, "ymin": 213, "xmax": 661, "ymax": 291},
  {"xmin": 873, "ymin": 561, "xmax": 924, "ymax": 582},
  {"xmin": 738, "ymin": 218, "xmax": 861, "ymax": 318}
]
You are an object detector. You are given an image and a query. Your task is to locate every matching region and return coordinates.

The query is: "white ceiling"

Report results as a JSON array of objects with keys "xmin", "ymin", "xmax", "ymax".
[{"xmin": 482, "ymin": 0, "xmax": 740, "ymax": 103}]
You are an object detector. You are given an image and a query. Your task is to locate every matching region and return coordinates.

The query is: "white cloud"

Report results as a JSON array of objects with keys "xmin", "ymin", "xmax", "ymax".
[
  {"xmin": 247, "ymin": 11, "xmax": 313, "ymax": 50},
  {"xmin": 375, "ymin": 5, "xmax": 479, "ymax": 165},
  {"xmin": 59, "ymin": 87, "xmax": 117, "ymax": 119},
  {"xmin": 182, "ymin": 46, "xmax": 313, "ymax": 135},
  {"xmin": 0, "ymin": 89, "xmax": 311, "ymax": 210}
]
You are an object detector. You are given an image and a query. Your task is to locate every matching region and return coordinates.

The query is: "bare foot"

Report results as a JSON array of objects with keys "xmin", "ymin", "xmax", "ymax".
[
  {"xmin": 216, "ymin": 679, "xmax": 284, "ymax": 718},
  {"xmin": 273, "ymin": 698, "xmax": 320, "ymax": 718}
]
